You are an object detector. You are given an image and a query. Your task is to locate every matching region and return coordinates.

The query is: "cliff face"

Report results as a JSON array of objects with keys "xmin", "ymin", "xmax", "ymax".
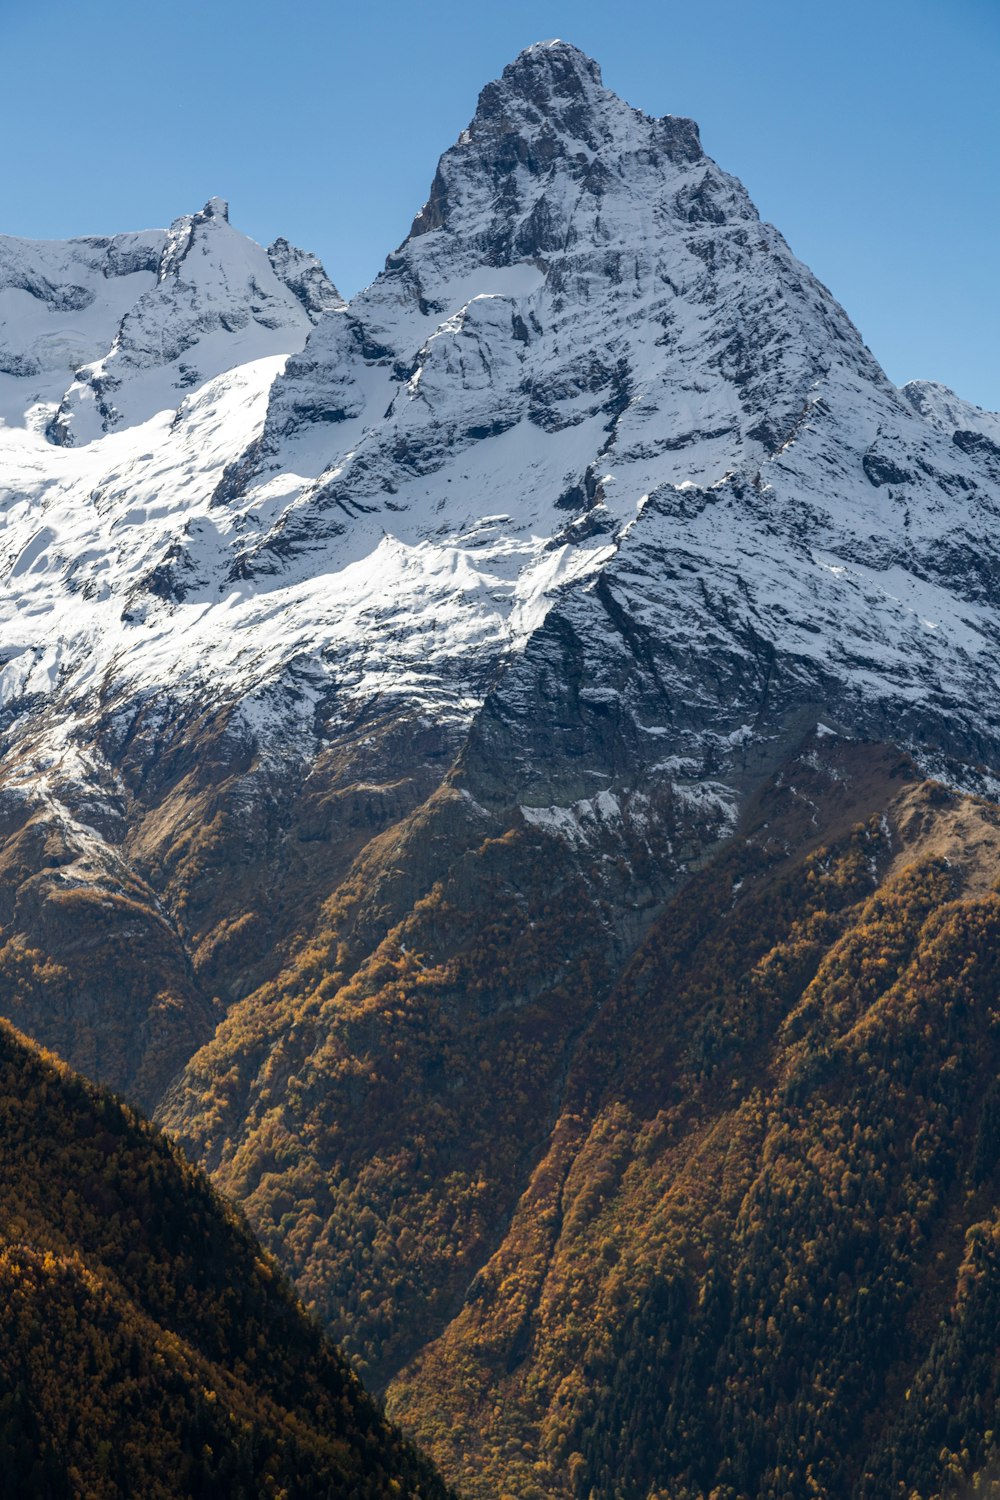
[{"xmin": 3, "ymin": 39, "xmax": 1000, "ymax": 1500}]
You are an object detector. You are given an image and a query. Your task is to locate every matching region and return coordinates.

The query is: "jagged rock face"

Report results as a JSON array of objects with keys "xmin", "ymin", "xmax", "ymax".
[
  {"xmin": 3, "ymin": 43, "xmax": 1000, "ymax": 1496},
  {"xmin": 4, "ymin": 40, "xmax": 1000, "ymax": 821}
]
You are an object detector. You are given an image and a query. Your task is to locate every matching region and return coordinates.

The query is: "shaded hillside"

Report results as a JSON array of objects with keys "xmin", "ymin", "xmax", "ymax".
[{"xmin": 0, "ymin": 1019, "xmax": 452, "ymax": 1500}]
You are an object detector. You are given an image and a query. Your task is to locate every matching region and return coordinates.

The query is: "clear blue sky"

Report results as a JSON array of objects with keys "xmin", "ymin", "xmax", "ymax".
[{"xmin": 4, "ymin": 0, "xmax": 998, "ymax": 408}]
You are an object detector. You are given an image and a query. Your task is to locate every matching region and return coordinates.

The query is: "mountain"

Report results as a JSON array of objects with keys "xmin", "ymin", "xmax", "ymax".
[
  {"xmin": 0, "ymin": 200, "xmax": 344, "ymax": 1109},
  {"xmin": 0, "ymin": 1016, "xmax": 452, "ymax": 1498},
  {"xmin": 0, "ymin": 196, "xmax": 340, "ymax": 442},
  {"xmin": 385, "ymin": 748, "xmax": 1000, "ymax": 1499},
  {"xmin": 3, "ymin": 37, "xmax": 1000, "ymax": 1500}
]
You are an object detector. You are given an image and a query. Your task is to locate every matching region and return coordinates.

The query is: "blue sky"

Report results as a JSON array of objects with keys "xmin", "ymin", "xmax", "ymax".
[{"xmin": 3, "ymin": 0, "xmax": 998, "ymax": 407}]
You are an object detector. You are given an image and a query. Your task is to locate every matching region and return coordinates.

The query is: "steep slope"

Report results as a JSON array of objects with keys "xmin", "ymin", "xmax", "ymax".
[
  {"xmin": 0, "ymin": 227, "xmax": 163, "ymax": 412},
  {"xmin": 0, "ymin": 203, "xmax": 343, "ymax": 1108},
  {"xmin": 383, "ymin": 750, "xmax": 1000, "ymax": 1500},
  {"xmin": 0, "ymin": 1016, "xmax": 452, "ymax": 1498}
]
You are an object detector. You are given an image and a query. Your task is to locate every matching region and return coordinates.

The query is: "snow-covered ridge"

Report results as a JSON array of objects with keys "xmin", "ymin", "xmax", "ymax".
[
  {"xmin": 46, "ymin": 197, "xmax": 343, "ymax": 446},
  {"xmin": 0, "ymin": 228, "xmax": 164, "ymax": 415},
  {"xmin": 2, "ymin": 39, "xmax": 1000, "ymax": 844},
  {"xmin": 902, "ymin": 379, "xmax": 1000, "ymax": 448},
  {"xmin": 0, "ymin": 199, "xmax": 340, "ymax": 436}
]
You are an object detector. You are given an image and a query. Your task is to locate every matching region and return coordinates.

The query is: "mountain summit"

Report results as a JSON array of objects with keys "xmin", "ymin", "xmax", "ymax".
[
  {"xmin": 464, "ymin": 37, "xmax": 701, "ymax": 166},
  {"xmin": 473, "ymin": 38, "xmax": 607, "ymax": 120},
  {"xmin": 2, "ymin": 42, "xmax": 1000, "ymax": 1500}
]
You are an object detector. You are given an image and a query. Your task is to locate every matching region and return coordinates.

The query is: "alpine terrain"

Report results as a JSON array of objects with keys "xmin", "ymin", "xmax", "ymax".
[{"xmin": 3, "ymin": 38, "xmax": 1000, "ymax": 1500}]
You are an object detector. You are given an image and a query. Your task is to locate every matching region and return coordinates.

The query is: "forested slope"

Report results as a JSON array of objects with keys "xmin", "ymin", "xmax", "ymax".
[
  {"xmin": 0, "ymin": 1018, "xmax": 452, "ymax": 1500},
  {"xmin": 382, "ymin": 755, "xmax": 1000, "ymax": 1500}
]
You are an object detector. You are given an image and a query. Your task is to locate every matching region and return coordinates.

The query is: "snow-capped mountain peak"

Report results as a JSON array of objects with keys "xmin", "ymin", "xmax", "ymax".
[{"xmin": 3, "ymin": 41, "xmax": 1000, "ymax": 903}]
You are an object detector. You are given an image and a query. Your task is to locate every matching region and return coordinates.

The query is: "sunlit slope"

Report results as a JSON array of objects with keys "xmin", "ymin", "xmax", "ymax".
[{"xmin": 383, "ymin": 755, "xmax": 1000, "ymax": 1500}]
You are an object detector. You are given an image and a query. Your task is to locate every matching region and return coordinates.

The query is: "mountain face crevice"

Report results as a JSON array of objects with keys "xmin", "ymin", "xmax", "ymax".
[{"xmin": 3, "ymin": 37, "xmax": 1000, "ymax": 1500}]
